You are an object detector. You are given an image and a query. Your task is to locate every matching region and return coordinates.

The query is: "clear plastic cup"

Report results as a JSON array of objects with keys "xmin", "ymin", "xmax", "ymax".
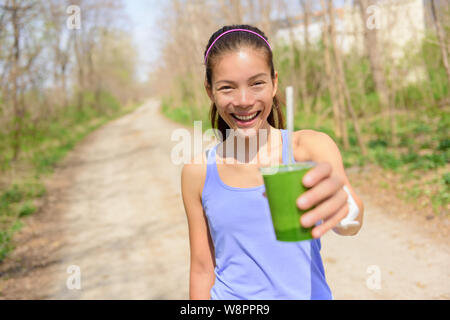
[{"xmin": 260, "ymin": 161, "xmax": 316, "ymax": 242}]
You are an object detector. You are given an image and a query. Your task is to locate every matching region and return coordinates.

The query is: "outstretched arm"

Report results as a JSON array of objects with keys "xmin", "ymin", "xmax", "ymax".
[{"xmin": 294, "ymin": 130, "xmax": 364, "ymax": 237}]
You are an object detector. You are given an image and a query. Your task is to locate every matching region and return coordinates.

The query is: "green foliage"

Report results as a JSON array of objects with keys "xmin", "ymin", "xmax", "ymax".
[
  {"xmin": 438, "ymin": 139, "xmax": 450, "ymax": 151},
  {"xmin": 0, "ymin": 182, "xmax": 44, "ymax": 224},
  {"xmin": 161, "ymin": 99, "xmax": 192, "ymax": 125},
  {"xmin": 368, "ymin": 139, "xmax": 388, "ymax": 148},
  {"xmin": 18, "ymin": 202, "xmax": 36, "ymax": 218},
  {"xmin": 374, "ymin": 149, "xmax": 401, "ymax": 171},
  {"xmin": 409, "ymin": 154, "xmax": 446, "ymax": 170},
  {"xmin": 0, "ymin": 229, "xmax": 13, "ymax": 262},
  {"xmin": 0, "ymin": 90, "xmax": 137, "ymax": 263},
  {"xmin": 395, "ymin": 84, "xmax": 425, "ymax": 108},
  {"xmin": 0, "ymin": 220, "xmax": 22, "ymax": 262},
  {"xmin": 422, "ymin": 35, "xmax": 450, "ymax": 102},
  {"xmin": 1, "ymin": 184, "xmax": 23, "ymax": 204},
  {"xmin": 443, "ymin": 172, "xmax": 450, "ymax": 185},
  {"xmin": 161, "ymin": 97, "xmax": 210, "ymax": 129}
]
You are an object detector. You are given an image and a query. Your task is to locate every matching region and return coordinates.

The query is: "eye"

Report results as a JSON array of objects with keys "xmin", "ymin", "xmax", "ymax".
[
  {"xmin": 219, "ymin": 86, "xmax": 232, "ymax": 91},
  {"xmin": 253, "ymin": 81, "xmax": 265, "ymax": 86}
]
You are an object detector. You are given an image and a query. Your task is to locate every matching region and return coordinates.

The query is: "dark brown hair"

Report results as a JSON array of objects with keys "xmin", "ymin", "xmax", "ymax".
[{"xmin": 204, "ymin": 24, "xmax": 285, "ymax": 141}]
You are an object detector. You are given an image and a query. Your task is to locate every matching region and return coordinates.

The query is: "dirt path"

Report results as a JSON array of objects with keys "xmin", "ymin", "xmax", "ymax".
[
  {"xmin": 0, "ymin": 99, "xmax": 448, "ymax": 299},
  {"xmin": 321, "ymin": 192, "xmax": 449, "ymax": 299}
]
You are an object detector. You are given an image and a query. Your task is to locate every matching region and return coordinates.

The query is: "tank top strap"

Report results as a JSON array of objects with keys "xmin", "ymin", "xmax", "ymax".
[
  {"xmin": 203, "ymin": 144, "xmax": 220, "ymax": 196},
  {"xmin": 281, "ymin": 129, "xmax": 296, "ymax": 165},
  {"xmin": 206, "ymin": 144, "xmax": 217, "ymax": 164},
  {"xmin": 206, "ymin": 143, "xmax": 219, "ymax": 173}
]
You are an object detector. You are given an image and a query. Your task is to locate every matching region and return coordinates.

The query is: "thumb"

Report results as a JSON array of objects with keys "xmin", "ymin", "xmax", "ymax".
[{"xmin": 263, "ymin": 192, "xmax": 267, "ymax": 198}]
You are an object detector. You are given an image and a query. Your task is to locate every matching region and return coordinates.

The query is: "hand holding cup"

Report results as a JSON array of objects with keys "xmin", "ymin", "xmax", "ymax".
[{"xmin": 295, "ymin": 162, "xmax": 349, "ymax": 239}]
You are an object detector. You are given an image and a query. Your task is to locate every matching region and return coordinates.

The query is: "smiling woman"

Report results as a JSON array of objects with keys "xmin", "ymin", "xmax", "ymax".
[
  {"xmin": 204, "ymin": 26, "xmax": 285, "ymax": 141},
  {"xmin": 181, "ymin": 24, "xmax": 363, "ymax": 301}
]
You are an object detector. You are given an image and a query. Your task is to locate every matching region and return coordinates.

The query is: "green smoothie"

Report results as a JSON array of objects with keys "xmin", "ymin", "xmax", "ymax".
[{"xmin": 260, "ymin": 162, "xmax": 316, "ymax": 242}]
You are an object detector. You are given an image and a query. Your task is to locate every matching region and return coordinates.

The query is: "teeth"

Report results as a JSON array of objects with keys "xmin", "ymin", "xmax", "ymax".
[{"xmin": 234, "ymin": 112, "xmax": 258, "ymax": 121}]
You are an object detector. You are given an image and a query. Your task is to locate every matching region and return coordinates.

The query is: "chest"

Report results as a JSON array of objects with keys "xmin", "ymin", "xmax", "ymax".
[{"xmin": 216, "ymin": 144, "xmax": 311, "ymax": 189}]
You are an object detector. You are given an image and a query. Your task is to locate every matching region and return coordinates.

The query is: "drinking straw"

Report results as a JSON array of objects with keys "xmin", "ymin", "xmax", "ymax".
[{"xmin": 286, "ymin": 86, "xmax": 294, "ymax": 167}]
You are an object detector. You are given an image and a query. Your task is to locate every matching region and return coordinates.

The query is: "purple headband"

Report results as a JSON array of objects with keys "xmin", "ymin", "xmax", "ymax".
[{"xmin": 204, "ymin": 28, "xmax": 272, "ymax": 64}]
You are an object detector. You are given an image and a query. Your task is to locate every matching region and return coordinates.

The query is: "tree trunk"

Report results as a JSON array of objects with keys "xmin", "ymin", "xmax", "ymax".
[
  {"xmin": 300, "ymin": 0, "xmax": 311, "ymax": 50},
  {"xmin": 358, "ymin": 0, "xmax": 396, "ymax": 147},
  {"xmin": 327, "ymin": 0, "xmax": 367, "ymax": 155},
  {"xmin": 61, "ymin": 57, "xmax": 68, "ymax": 108},
  {"xmin": 281, "ymin": 1, "xmax": 302, "ymax": 115},
  {"xmin": 321, "ymin": 10, "xmax": 342, "ymax": 141},
  {"xmin": 299, "ymin": 0, "xmax": 312, "ymax": 114},
  {"xmin": 11, "ymin": 0, "xmax": 21, "ymax": 161},
  {"xmin": 430, "ymin": 0, "xmax": 450, "ymax": 86},
  {"xmin": 357, "ymin": 0, "xmax": 389, "ymax": 110},
  {"xmin": 322, "ymin": 0, "xmax": 349, "ymax": 149},
  {"xmin": 73, "ymin": 31, "xmax": 84, "ymax": 111}
]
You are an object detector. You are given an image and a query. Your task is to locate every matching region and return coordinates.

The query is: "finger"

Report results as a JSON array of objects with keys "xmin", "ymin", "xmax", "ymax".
[
  {"xmin": 302, "ymin": 162, "xmax": 332, "ymax": 188},
  {"xmin": 297, "ymin": 175, "xmax": 344, "ymax": 210},
  {"xmin": 263, "ymin": 192, "xmax": 267, "ymax": 198},
  {"xmin": 311, "ymin": 203, "xmax": 349, "ymax": 238},
  {"xmin": 300, "ymin": 188, "xmax": 348, "ymax": 228}
]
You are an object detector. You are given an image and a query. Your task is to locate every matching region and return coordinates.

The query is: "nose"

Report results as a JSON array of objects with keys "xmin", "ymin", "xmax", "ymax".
[{"xmin": 236, "ymin": 87, "xmax": 255, "ymax": 108}]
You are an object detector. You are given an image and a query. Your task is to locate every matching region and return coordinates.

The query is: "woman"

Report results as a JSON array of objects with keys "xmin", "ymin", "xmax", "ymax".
[{"xmin": 181, "ymin": 24, "xmax": 364, "ymax": 300}]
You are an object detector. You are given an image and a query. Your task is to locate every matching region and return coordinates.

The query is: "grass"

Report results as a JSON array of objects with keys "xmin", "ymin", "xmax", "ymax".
[
  {"xmin": 0, "ymin": 94, "xmax": 141, "ymax": 262},
  {"xmin": 332, "ymin": 107, "xmax": 449, "ymax": 216},
  {"xmin": 161, "ymin": 98, "xmax": 211, "ymax": 129}
]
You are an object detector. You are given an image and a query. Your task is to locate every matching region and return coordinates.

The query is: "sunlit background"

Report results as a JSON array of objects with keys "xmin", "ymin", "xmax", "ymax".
[{"xmin": 0, "ymin": 0, "xmax": 448, "ymax": 300}]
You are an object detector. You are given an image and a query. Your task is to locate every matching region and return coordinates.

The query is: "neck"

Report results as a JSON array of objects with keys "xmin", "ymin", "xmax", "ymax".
[{"xmin": 220, "ymin": 123, "xmax": 280, "ymax": 165}]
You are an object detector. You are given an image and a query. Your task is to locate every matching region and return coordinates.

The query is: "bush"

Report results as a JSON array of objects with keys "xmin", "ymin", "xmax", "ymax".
[
  {"xmin": 380, "ymin": 153, "xmax": 401, "ymax": 170},
  {"xmin": 1, "ymin": 184, "xmax": 23, "ymax": 204},
  {"xmin": 412, "ymin": 122, "xmax": 432, "ymax": 135},
  {"xmin": 0, "ymin": 220, "xmax": 22, "ymax": 262},
  {"xmin": 18, "ymin": 202, "xmax": 36, "ymax": 218},
  {"xmin": 438, "ymin": 139, "xmax": 450, "ymax": 151},
  {"xmin": 368, "ymin": 139, "xmax": 388, "ymax": 149},
  {"xmin": 443, "ymin": 173, "xmax": 450, "ymax": 185},
  {"xmin": 373, "ymin": 148, "xmax": 401, "ymax": 170},
  {"xmin": 396, "ymin": 84, "xmax": 425, "ymax": 108},
  {"xmin": 401, "ymin": 152, "xmax": 419, "ymax": 164},
  {"xmin": 409, "ymin": 153, "xmax": 447, "ymax": 170}
]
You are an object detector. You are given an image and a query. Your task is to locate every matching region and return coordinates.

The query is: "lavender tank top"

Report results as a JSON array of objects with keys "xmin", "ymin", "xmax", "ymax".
[{"xmin": 201, "ymin": 129, "xmax": 333, "ymax": 300}]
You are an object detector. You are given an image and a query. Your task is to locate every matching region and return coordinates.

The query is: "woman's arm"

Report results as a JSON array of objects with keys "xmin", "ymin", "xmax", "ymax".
[
  {"xmin": 294, "ymin": 130, "xmax": 364, "ymax": 237},
  {"xmin": 312, "ymin": 132, "xmax": 363, "ymax": 236},
  {"xmin": 181, "ymin": 159, "xmax": 216, "ymax": 299}
]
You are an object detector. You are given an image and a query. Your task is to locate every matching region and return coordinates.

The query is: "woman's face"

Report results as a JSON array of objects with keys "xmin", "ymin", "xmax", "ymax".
[{"xmin": 206, "ymin": 48, "xmax": 278, "ymax": 137}]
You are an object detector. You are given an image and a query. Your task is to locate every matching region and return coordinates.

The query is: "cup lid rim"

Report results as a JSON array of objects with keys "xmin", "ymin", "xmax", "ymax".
[{"xmin": 259, "ymin": 161, "xmax": 316, "ymax": 175}]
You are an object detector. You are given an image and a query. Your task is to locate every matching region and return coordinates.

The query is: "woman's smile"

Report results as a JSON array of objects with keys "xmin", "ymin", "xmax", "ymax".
[{"xmin": 230, "ymin": 110, "xmax": 262, "ymax": 127}]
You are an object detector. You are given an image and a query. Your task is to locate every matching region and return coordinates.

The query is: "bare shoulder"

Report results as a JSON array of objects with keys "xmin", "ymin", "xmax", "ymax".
[
  {"xmin": 294, "ymin": 129, "xmax": 352, "ymax": 187},
  {"xmin": 294, "ymin": 129, "xmax": 365, "ymax": 218},
  {"xmin": 181, "ymin": 152, "xmax": 208, "ymax": 200},
  {"xmin": 293, "ymin": 129, "xmax": 341, "ymax": 162}
]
